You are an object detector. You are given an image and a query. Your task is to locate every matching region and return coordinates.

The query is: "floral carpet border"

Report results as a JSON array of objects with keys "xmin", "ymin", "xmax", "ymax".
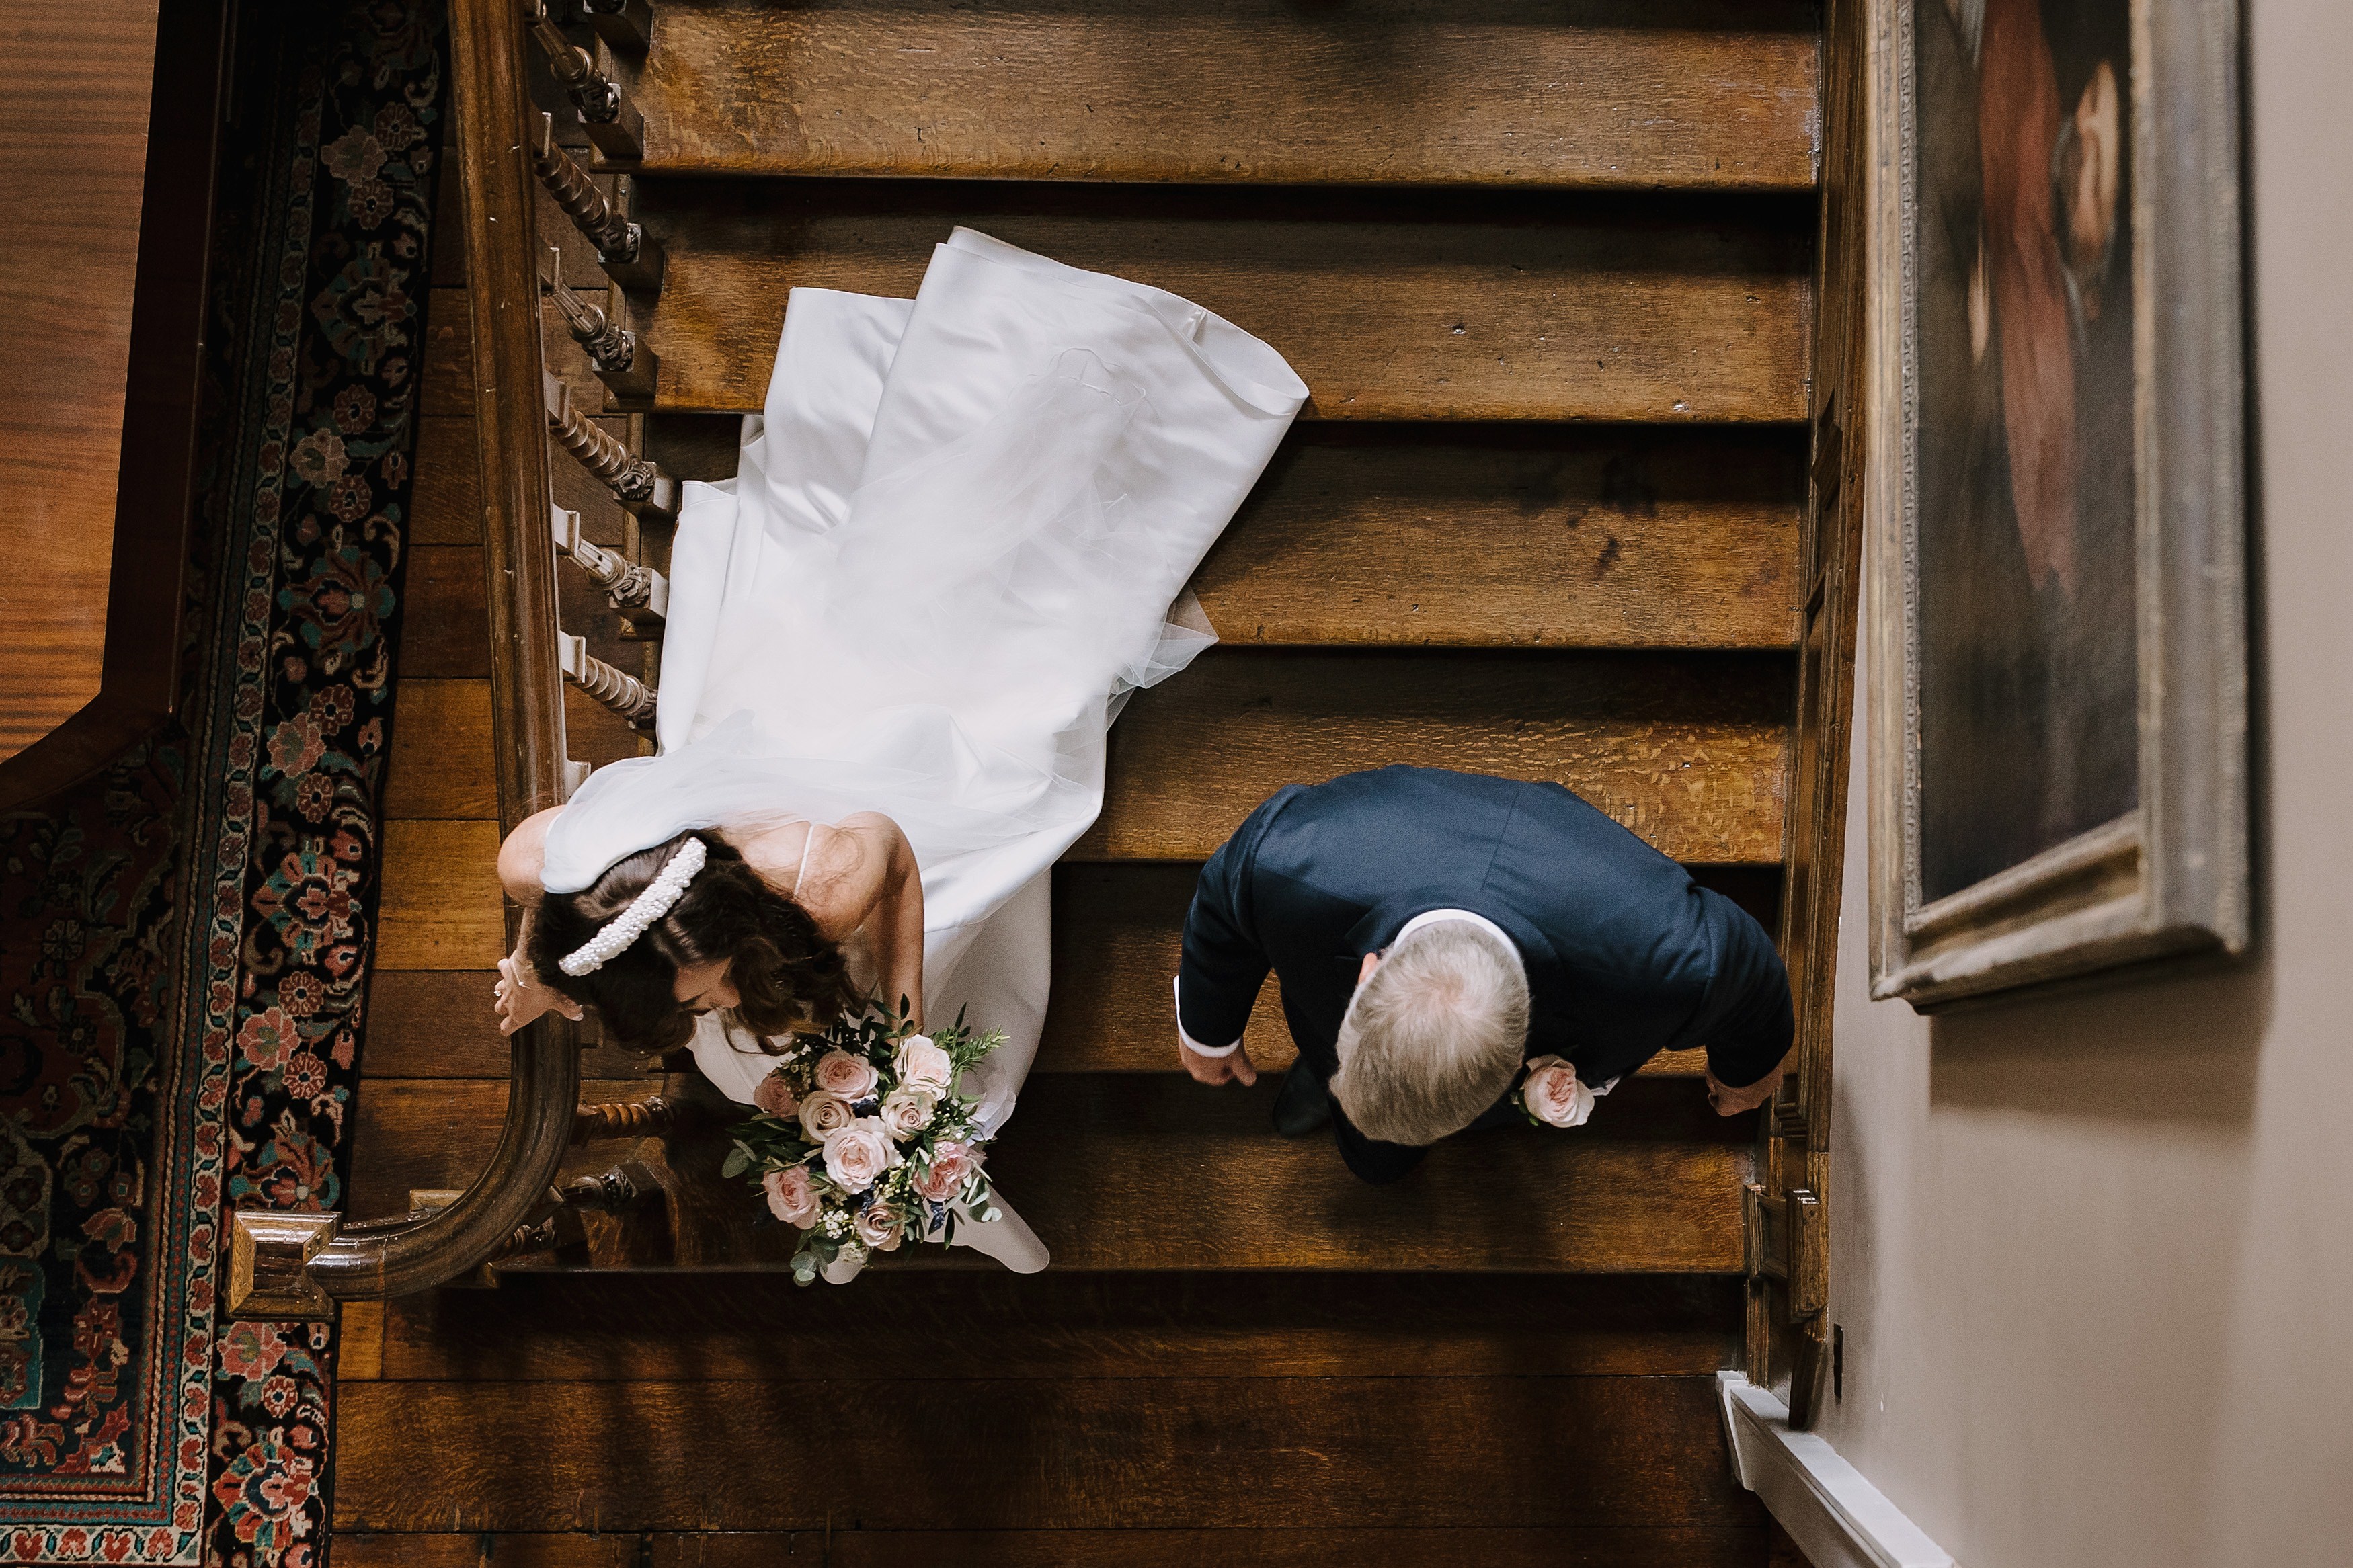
[{"xmin": 0, "ymin": 1, "xmax": 445, "ymax": 1562}]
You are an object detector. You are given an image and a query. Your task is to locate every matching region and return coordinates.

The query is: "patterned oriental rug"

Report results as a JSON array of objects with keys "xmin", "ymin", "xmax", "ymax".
[{"xmin": 0, "ymin": 2, "xmax": 446, "ymax": 1560}]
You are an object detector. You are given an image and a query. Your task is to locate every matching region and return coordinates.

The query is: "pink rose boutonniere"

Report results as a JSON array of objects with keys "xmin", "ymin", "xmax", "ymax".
[{"xmin": 1516, "ymin": 1055, "xmax": 1596, "ymax": 1130}]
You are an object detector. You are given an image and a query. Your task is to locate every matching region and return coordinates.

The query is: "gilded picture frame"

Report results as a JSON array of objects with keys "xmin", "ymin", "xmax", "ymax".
[{"xmin": 1867, "ymin": 0, "xmax": 2247, "ymax": 1008}]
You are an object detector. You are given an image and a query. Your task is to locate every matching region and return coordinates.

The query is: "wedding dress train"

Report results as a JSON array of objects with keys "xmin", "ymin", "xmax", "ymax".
[{"xmin": 538, "ymin": 229, "xmax": 1308, "ymax": 1273}]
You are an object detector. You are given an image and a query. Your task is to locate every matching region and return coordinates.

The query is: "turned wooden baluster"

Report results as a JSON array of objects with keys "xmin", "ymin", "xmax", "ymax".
[
  {"xmin": 543, "ymin": 369, "xmax": 676, "ymax": 524},
  {"xmin": 559, "ymin": 632, "xmax": 659, "ymax": 728},
  {"xmin": 543, "ymin": 245, "xmax": 658, "ymax": 401},
  {"xmin": 573, "ymin": 1095, "xmax": 678, "ymax": 1144},
  {"xmin": 532, "ymin": 114, "xmax": 664, "ymax": 294},
  {"xmin": 524, "ymin": 0, "xmax": 643, "ymax": 160},
  {"xmin": 552, "ymin": 504, "xmax": 666, "ymax": 634}
]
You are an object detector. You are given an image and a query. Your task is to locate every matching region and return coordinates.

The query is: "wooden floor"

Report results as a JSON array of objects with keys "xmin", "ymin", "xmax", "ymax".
[{"xmin": 342, "ymin": 2, "xmax": 1817, "ymax": 1560}]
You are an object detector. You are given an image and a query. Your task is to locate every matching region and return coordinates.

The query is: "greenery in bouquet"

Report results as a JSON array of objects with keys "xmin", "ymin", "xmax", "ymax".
[{"xmin": 721, "ymin": 999, "xmax": 1005, "ymax": 1286}]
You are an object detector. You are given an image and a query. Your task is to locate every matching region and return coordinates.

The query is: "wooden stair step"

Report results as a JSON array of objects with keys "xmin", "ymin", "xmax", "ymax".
[
  {"xmin": 1040, "ymin": 861, "xmax": 1776, "ymax": 1077},
  {"xmin": 352, "ymin": 1270, "xmax": 1741, "ymax": 1382},
  {"xmin": 337, "ymin": 1527, "xmax": 1771, "ymax": 1568},
  {"xmin": 1078, "ymin": 649, "xmax": 1790, "ymax": 864},
  {"xmin": 635, "ymin": 183, "xmax": 1810, "ymax": 419},
  {"xmin": 341, "ymin": 1372, "xmax": 1760, "ymax": 1532},
  {"xmin": 616, "ymin": 0, "xmax": 1821, "ymax": 193},
  {"xmin": 649, "ymin": 421, "xmax": 1805, "ymax": 650},
  {"xmin": 376, "ymin": 819, "xmax": 506, "ymax": 971},
  {"xmin": 333, "ymin": 1372, "xmax": 1753, "ymax": 1533},
  {"xmin": 349, "ymin": 1073, "xmax": 1749, "ymax": 1272},
  {"xmin": 1202, "ymin": 427, "xmax": 1800, "ymax": 649}
]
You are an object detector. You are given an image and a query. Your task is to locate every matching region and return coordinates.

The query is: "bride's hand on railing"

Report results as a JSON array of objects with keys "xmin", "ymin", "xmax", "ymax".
[{"xmin": 495, "ymin": 951, "xmax": 584, "ymax": 1036}]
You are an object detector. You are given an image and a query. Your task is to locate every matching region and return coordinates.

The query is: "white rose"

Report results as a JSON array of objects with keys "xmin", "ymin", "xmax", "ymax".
[
  {"xmin": 894, "ymin": 1034, "xmax": 954, "ymax": 1095},
  {"xmin": 822, "ymin": 1118, "xmax": 900, "ymax": 1194},
  {"xmin": 813, "ymin": 1048, "xmax": 879, "ymax": 1100},
  {"xmin": 1521, "ymin": 1055, "xmax": 1595, "ymax": 1128},
  {"xmin": 879, "ymin": 1088, "xmax": 937, "ymax": 1141},
  {"xmin": 798, "ymin": 1089, "xmax": 854, "ymax": 1140}
]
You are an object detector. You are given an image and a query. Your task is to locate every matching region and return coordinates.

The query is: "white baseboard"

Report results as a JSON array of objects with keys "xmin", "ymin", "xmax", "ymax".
[{"xmin": 1716, "ymin": 1372, "xmax": 1956, "ymax": 1568}]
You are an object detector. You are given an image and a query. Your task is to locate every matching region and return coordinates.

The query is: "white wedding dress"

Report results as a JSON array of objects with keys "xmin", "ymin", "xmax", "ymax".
[{"xmin": 538, "ymin": 229, "xmax": 1308, "ymax": 1274}]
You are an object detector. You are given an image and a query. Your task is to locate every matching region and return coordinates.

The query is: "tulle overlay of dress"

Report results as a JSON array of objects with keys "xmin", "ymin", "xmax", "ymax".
[{"xmin": 537, "ymin": 229, "xmax": 1308, "ymax": 1272}]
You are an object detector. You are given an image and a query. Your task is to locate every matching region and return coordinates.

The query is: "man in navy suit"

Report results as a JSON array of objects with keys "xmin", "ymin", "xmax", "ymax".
[{"xmin": 1173, "ymin": 766, "xmax": 1794, "ymax": 1184}]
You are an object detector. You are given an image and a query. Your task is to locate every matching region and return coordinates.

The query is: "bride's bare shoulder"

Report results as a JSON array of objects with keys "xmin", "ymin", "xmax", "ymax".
[
  {"xmin": 728, "ymin": 817, "xmax": 814, "ymax": 886},
  {"xmin": 496, "ymin": 807, "xmax": 565, "ymax": 903},
  {"xmin": 772, "ymin": 815, "xmax": 899, "ymax": 937}
]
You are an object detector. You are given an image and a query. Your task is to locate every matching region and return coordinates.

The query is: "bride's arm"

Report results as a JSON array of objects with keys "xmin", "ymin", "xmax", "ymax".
[{"xmin": 492, "ymin": 808, "xmax": 584, "ymax": 1036}]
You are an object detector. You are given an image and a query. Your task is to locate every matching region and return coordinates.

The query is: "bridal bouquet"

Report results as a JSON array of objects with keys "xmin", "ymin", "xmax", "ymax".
[{"xmin": 721, "ymin": 1001, "xmax": 1005, "ymax": 1286}]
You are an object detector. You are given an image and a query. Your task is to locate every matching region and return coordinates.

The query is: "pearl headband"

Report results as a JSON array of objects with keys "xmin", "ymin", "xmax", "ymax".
[{"xmin": 558, "ymin": 836, "xmax": 707, "ymax": 976}]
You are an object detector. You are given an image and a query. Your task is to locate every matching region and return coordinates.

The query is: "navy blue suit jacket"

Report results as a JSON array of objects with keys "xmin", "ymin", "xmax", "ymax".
[{"xmin": 1178, "ymin": 766, "xmax": 1792, "ymax": 1109}]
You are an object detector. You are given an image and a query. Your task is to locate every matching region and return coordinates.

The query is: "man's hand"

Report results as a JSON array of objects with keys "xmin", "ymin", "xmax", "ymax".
[
  {"xmin": 1179, "ymin": 1035, "xmax": 1259, "ymax": 1087},
  {"xmin": 1704, "ymin": 1052, "xmax": 1789, "ymax": 1116}
]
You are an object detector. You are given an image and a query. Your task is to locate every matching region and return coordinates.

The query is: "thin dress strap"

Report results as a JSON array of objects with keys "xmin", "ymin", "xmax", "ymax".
[{"xmin": 793, "ymin": 823, "xmax": 818, "ymax": 896}]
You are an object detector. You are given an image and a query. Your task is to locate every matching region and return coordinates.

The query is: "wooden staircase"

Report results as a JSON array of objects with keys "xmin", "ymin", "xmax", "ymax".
[{"xmin": 335, "ymin": 1, "xmax": 1841, "ymax": 1560}]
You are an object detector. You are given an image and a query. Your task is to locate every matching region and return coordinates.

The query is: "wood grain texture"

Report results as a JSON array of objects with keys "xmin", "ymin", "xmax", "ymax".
[
  {"xmin": 368, "ymin": 1270, "xmax": 1740, "ymax": 1382},
  {"xmin": 420, "ymin": 286, "xmax": 473, "ymax": 415},
  {"xmin": 619, "ymin": 0, "xmax": 1821, "ymax": 192},
  {"xmin": 334, "ymin": 1374, "xmax": 1752, "ymax": 1532},
  {"xmin": 362, "ymin": 969, "xmax": 654, "ymax": 1080},
  {"xmin": 376, "ymin": 819, "xmax": 506, "ymax": 971},
  {"xmin": 348, "ymin": 1073, "xmax": 1750, "ymax": 1270},
  {"xmin": 340, "ymin": 1530, "xmax": 1771, "ymax": 1568},
  {"xmin": 1079, "ymin": 650, "xmax": 1791, "ymax": 864},
  {"xmin": 640, "ymin": 183, "xmax": 1811, "ymax": 420},
  {"xmin": 397, "ymin": 546, "xmax": 491, "ymax": 679},
  {"xmin": 384, "ymin": 680, "xmax": 499, "ymax": 819},
  {"xmin": 410, "ymin": 415, "xmax": 481, "ymax": 544},
  {"xmin": 0, "ymin": 0, "xmax": 159, "ymax": 763},
  {"xmin": 1201, "ymin": 427, "xmax": 1802, "ymax": 648},
  {"xmin": 1043, "ymin": 862, "xmax": 1716, "ymax": 1077},
  {"xmin": 346, "ymin": 1077, "xmax": 657, "ymax": 1220},
  {"xmin": 337, "ymin": 1540, "xmax": 630, "ymax": 1568}
]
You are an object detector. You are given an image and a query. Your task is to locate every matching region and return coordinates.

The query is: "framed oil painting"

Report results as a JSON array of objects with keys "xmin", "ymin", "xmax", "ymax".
[{"xmin": 1866, "ymin": 0, "xmax": 2248, "ymax": 1008}]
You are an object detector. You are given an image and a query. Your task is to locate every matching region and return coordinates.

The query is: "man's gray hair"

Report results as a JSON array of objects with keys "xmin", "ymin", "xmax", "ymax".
[{"xmin": 1330, "ymin": 921, "xmax": 1529, "ymax": 1146}]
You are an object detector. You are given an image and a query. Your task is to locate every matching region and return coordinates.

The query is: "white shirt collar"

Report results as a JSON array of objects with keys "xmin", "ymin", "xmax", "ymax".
[{"xmin": 1392, "ymin": 908, "xmax": 1525, "ymax": 981}]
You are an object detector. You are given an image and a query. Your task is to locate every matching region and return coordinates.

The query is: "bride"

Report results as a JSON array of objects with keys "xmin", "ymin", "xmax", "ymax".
[{"xmin": 487, "ymin": 229, "xmax": 1308, "ymax": 1275}]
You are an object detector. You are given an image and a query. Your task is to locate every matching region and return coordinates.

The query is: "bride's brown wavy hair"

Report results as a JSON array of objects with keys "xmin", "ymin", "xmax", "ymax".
[{"xmin": 526, "ymin": 831, "xmax": 861, "ymax": 1055}]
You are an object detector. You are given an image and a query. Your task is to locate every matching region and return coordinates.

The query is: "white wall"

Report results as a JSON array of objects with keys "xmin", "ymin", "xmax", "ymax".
[{"xmin": 1819, "ymin": 2, "xmax": 2353, "ymax": 1563}]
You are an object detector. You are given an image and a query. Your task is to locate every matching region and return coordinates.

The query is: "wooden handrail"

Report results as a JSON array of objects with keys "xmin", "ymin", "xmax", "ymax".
[{"xmin": 227, "ymin": 0, "xmax": 580, "ymax": 1317}]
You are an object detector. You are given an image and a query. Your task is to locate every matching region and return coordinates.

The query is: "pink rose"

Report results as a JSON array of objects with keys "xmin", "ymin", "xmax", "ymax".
[
  {"xmin": 1521, "ymin": 1055, "xmax": 1595, "ymax": 1129},
  {"xmin": 798, "ymin": 1089, "xmax": 854, "ymax": 1140},
  {"xmin": 879, "ymin": 1088, "xmax": 936, "ymax": 1141},
  {"xmin": 894, "ymin": 1034, "xmax": 954, "ymax": 1094},
  {"xmin": 813, "ymin": 1048, "xmax": 879, "ymax": 1100},
  {"xmin": 814, "ymin": 1053, "xmax": 880, "ymax": 1104},
  {"xmin": 822, "ymin": 1118, "xmax": 900, "ymax": 1194},
  {"xmin": 912, "ymin": 1139, "xmax": 980, "ymax": 1202},
  {"xmin": 763, "ymin": 1165, "xmax": 822, "ymax": 1227},
  {"xmin": 752, "ymin": 1071, "xmax": 798, "ymax": 1118},
  {"xmin": 853, "ymin": 1204, "xmax": 903, "ymax": 1252}
]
